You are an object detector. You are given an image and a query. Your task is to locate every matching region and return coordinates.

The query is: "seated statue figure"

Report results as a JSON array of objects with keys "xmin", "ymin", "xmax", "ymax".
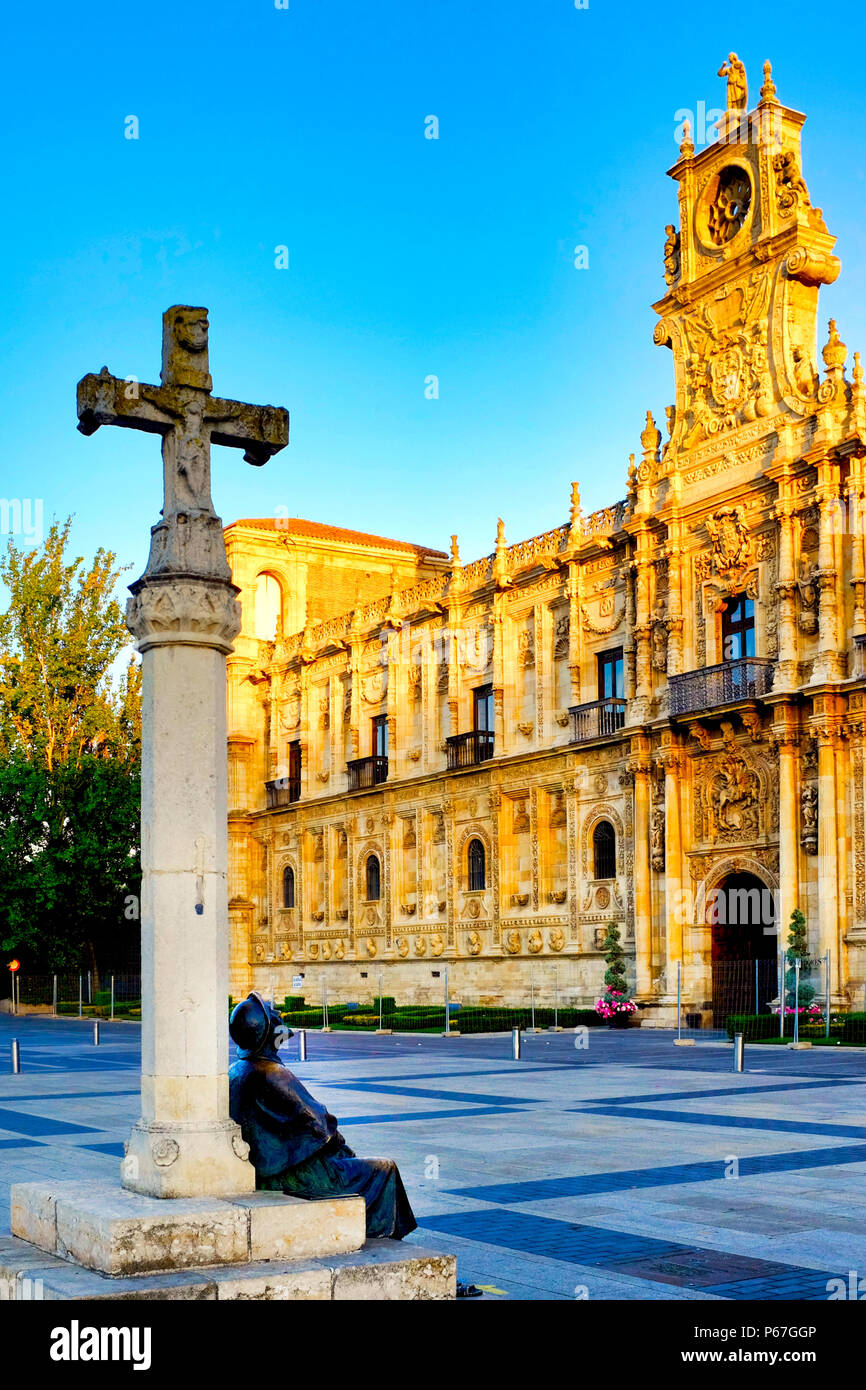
[{"xmin": 228, "ymin": 992, "xmax": 417, "ymax": 1240}]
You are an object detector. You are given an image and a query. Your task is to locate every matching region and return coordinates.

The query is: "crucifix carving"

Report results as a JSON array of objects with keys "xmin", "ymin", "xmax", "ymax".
[{"xmin": 76, "ymin": 305, "xmax": 289, "ymax": 579}]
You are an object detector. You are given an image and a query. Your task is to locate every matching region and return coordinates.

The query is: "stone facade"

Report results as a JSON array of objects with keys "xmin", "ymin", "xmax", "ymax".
[{"xmin": 226, "ymin": 71, "xmax": 866, "ymax": 1022}]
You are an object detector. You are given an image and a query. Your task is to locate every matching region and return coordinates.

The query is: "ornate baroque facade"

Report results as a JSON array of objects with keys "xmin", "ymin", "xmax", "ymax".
[{"xmin": 226, "ymin": 68, "xmax": 866, "ymax": 1021}]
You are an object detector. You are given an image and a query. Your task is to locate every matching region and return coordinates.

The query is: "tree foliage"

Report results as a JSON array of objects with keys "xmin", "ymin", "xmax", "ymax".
[{"xmin": 0, "ymin": 520, "xmax": 141, "ymax": 972}]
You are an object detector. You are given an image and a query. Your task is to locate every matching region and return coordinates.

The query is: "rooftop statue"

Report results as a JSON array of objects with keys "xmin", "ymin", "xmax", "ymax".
[
  {"xmin": 717, "ymin": 53, "xmax": 748, "ymax": 111},
  {"xmin": 228, "ymin": 993, "xmax": 417, "ymax": 1239}
]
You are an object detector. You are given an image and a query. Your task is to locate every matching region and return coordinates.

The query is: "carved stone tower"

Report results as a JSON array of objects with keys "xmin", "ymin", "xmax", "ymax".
[{"xmin": 652, "ymin": 63, "xmax": 841, "ymax": 477}]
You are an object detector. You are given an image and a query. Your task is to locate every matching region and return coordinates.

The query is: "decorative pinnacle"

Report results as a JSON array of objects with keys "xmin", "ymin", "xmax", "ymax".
[
  {"xmin": 450, "ymin": 533, "xmax": 461, "ymax": 566},
  {"xmin": 570, "ymin": 481, "xmax": 581, "ymax": 526},
  {"xmin": 679, "ymin": 119, "xmax": 695, "ymax": 159},
  {"xmin": 854, "ymin": 352, "xmax": 864, "ymax": 392},
  {"xmin": 640, "ymin": 410, "xmax": 662, "ymax": 457},
  {"xmin": 760, "ymin": 60, "xmax": 778, "ymax": 103},
  {"xmin": 822, "ymin": 319, "xmax": 847, "ymax": 372},
  {"xmin": 496, "ymin": 517, "xmax": 507, "ymax": 549}
]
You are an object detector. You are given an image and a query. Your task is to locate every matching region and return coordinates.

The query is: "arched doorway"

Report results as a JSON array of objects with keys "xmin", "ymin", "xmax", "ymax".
[{"xmin": 708, "ymin": 872, "xmax": 777, "ymax": 1024}]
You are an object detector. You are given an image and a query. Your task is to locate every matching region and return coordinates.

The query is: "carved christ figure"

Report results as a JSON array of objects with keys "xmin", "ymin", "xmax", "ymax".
[{"xmin": 718, "ymin": 53, "xmax": 748, "ymax": 111}]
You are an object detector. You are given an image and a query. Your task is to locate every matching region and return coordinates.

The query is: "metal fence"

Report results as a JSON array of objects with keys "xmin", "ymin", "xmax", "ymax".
[
  {"xmin": 8, "ymin": 973, "xmax": 141, "ymax": 1020},
  {"xmin": 675, "ymin": 953, "xmax": 836, "ymax": 1043}
]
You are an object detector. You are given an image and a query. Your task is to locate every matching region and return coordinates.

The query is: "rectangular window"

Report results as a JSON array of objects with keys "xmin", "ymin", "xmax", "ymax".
[
  {"xmin": 721, "ymin": 594, "xmax": 756, "ymax": 660},
  {"xmin": 288, "ymin": 741, "xmax": 301, "ymax": 786},
  {"xmin": 372, "ymin": 714, "xmax": 389, "ymax": 759},
  {"xmin": 597, "ymin": 648, "xmax": 624, "ymax": 701},
  {"xmin": 473, "ymin": 684, "xmax": 494, "ymax": 732}
]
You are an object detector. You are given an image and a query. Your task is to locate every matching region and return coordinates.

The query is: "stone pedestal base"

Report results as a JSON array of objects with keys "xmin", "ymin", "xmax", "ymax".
[
  {"xmin": 0, "ymin": 1233, "xmax": 455, "ymax": 1302},
  {"xmin": 7, "ymin": 1180, "xmax": 454, "ymax": 1300},
  {"xmin": 121, "ymin": 1118, "xmax": 256, "ymax": 1199},
  {"xmin": 11, "ymin": 1181, "xmax": 365, "ymax": 1276}
]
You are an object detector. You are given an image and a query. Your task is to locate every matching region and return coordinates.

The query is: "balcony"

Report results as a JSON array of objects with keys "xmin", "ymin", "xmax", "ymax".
[
  {"xmin": 265, "ymin": 776, "xmax": 301, "ymax": 809},
  {"xmin": 446, "ymin": 730, "xmax": 495, "ymax": 770},
  {"xmin": 669, "ymin": 657, "xmax": 775, "ymax": 717},
  {"xmin": 569, "ymin": 697, "xmax": 627, "ymax": 743},
  {"xmin": 347, "ymin": 756, "xmax": 389, "ymax": 791},
  {"xmin": 854, "ymin": 634, "xmax": 866, "ymax": 679}
]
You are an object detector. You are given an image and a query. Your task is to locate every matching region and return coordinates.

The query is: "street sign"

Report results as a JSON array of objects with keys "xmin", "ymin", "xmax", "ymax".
[{"xmin": 292, "ymin": 975, "xmax": 304, "ymax": 991}]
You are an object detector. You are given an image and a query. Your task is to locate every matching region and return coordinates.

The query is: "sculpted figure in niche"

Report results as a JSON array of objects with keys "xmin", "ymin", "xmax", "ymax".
[
  {"xmin": 801, "ymin": 784, "xmax": 818, "ymax": 852},
  {"xmin": 663, "ymin": 225, "xmax": 680, "ymax": 286},
  {"xmin": 229, "ymin": 993, "xmax": 416, "ymax": 1238}
]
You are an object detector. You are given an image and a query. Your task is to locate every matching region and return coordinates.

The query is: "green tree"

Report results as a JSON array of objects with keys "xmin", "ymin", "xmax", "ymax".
[
  {"xmin": 784, "ymin": 907, "xmax": 816, "ymax": 1012},
  {"xmin": 601, "ymin": 922, "xmax": 629, "ymax": 1000},
  {"xmin": 0, "ymin": 520, "xmax": 141, "ymax": 974}
]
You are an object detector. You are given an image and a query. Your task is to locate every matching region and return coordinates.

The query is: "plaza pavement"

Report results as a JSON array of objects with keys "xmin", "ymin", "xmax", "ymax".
[{"xmin": 1, "ymin": 1014, "xmax": 866, "ymax": 1301}]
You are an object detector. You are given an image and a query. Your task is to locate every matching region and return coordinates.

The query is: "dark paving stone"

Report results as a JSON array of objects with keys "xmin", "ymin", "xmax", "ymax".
[
  {"xmin": 574, "ymin": 1103, "xmax": 866, "ymax": 1139},
  {"xmin": 81, "ymin": 1142, "xmax": 126, "ymax": 1157},
  {"xmin": 0, "ymin": 1107, "xmax": 103, "ymax": 1137},
  {"xmin": 341, "ymin": 1105, "xmax": 526, "ymax": 1125},
  {"xmin": 444, "ymin": 1143, "xmax": 866, "ymax": 1203},
  {"xmin": 330, "ymin": 1081, "xmax": 535, "ymax": 1106},
  {"xmin": 582, "ymin": 1078, "xmax": 864, "ymax": 1107},
  {"xmin": 419, "ymin": 1208, "xmax": 838, "ymax": 1299},
  {"xmin": 0, "ymin": 1138, "xmax": 44, "ymax": 1150}
]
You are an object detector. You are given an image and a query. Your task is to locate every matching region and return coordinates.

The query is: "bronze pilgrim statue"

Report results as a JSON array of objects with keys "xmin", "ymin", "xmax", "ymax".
[{"xmin": 228, "ymin": 992, "xmax": 418, "ymax": 1239}]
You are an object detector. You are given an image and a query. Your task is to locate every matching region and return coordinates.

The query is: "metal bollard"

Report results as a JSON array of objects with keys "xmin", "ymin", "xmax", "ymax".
[
  {"xmin": 11, "ymin": 1040, "xmax": 21, "ymax": 1074},
  {"xmin": 93, "ymin": 1020, "xmax": 100, "ymax": 1046},
  {"xmin": 732, "ymin": 1032, "xmax": 745, "ymax": 1073},
  {"xmin": 298, "ymin": 1029, "xmax": 307, "ymax": 1061},
  {"xmin": 512, "ymin": 1027, "xmax": 521, "ymax": 1061}
]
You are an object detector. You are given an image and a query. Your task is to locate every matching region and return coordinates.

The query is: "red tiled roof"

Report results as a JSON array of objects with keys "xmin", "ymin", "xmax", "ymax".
[{"xmin": 227, "ymin": 516, "xmax": 448, "ymax": 560}]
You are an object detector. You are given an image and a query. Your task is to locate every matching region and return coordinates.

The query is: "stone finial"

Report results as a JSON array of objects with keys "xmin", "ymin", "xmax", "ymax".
[
  {"xmin": 450, "ymin": 534, "xmax": 461, "ymax": 565},
  {"xmin": 640, "ymin": 410, "xmax": 662, "ymax": 459},
  {"xmin": 822, "ymin": 319, "xmax": 847, "ymax": 372},
  {"xmin": 493, "ymin": 517, "xmax": 510, "ymax": 588},
  {"xmin": 760, "ymin": 60, "xmax": 778, "ymax": 104},
  {"xmin": 448, "ymin": 533, "xmax": 463, "ymax": 595},
  {"xmin": 854, "ymin": 351, "xmax": 864, "ymax": 392},
  {"xmin": 626, "ymin": 454, "xmax": 638, "ymax": 505},
  {"xmin": 679, "ymin": 119, "xmax": 695, "ymax": 160},
  {"xmin": 665, "ymin": 405, "xmax": 675, "ymax": 437}
]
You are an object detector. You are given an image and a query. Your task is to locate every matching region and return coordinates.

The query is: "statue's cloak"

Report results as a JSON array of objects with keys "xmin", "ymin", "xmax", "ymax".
[{"xmin": 229, "ymin": 1055, "xmax": 343, "ymax": 1175}]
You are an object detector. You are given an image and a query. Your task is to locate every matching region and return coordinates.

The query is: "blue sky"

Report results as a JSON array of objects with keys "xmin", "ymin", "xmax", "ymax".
[{"xmin": 2, "ymin": 0, "xmax": 865, "ymax": 590}]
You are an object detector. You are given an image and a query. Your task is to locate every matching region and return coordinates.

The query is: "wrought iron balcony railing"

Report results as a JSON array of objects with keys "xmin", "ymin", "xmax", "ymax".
[
  {"xmin": 854, "ymin": 634, "xmax": 866, "ymax": 679},
  {"xmin": 669, "ymin": 657, "xmax": 775, "ymax": 716},
  {"xmin": 569, "ymin": 697, "xmax": 627, "ymax": 743},
  {"xmin": 347, "ymin": 755, "xmax": 389, "ymax": 791},
  {"xmin": 446, "ymin": 730, "xmax": 495, "ymax": 769},
  {"xmin": 265, "ymin": 776, "xmax": 301, "ymax": 808}
]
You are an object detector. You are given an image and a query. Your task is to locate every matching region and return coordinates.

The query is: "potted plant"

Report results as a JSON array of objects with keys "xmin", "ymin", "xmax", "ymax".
[{"xmin": 595, "ymin": 922, "xmax": 637, "ymax": 1028}]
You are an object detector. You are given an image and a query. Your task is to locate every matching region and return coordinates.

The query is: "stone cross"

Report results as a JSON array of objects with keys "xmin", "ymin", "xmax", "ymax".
[{"xmin": 77, "ymin": 307, "xmax": 289, "ymax": 1197}]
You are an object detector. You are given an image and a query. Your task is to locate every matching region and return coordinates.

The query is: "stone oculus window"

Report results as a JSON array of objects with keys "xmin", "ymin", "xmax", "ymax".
[{"xmin": 697, "ymin": 164, "xmax": 753, "ymax": 248}]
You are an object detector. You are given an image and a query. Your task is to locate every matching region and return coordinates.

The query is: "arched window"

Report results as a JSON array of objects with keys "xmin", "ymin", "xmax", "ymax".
[
  {"xmin": 365, "ymin": 854, "xmax": 381, "ymax": 902},
  {"xmin": 467, "ymin": 838, "xmax": 486, "ymax": 892},
  {"xmin": 254, "ymin": 573, "xmax": 283, "ymax": 641},
  {"xmin": 593, "ymin": 821, "xmax": 616, "ymax": 880},
  {"xmin": 282, "ymin": 865, "xmax": 295, "ymax": 909}
]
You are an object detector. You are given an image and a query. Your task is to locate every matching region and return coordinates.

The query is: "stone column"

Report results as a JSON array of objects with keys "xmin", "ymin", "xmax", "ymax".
[
  {"xmin": 774, "ymin": 718, "xmax": 800, "ymax": 933},
  {"xmin": 812, "ymin": 461, "xmax": 846, "ymax": 683},
  {"xmin": 124, "ymin": 576, "xmax": 255, "ymax": 1198},
  {"xmin": 630, "ymin": 749, "xmax": 653, "ymax": 998},
  {"xmin": 774, "ymin": 501, "xmax": 799, "ymax": 689},
  {"xmin": 814, "ymin": 720, "xmax": 840, "ymax": 974},
  {"xmin": 662, "ymin": 749, "xmax": 684, "ymax": 988}
]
